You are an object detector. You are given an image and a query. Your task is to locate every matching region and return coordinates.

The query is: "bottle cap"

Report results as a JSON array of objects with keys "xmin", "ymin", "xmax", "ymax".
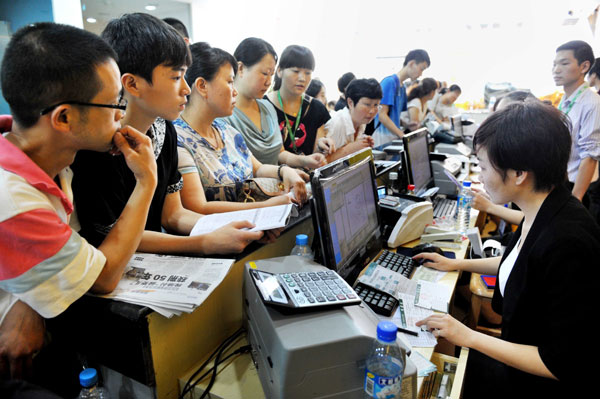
[
  {"xmin": 79, "ymin": 368, "xmax": 98, "ymax": 388},
  {"xmin": 295, "ymin": 234, "xmax": 308, "ymax": 246},
  {"xmin": 462, "ymin": 181, "xmax": 472, "ymax": 187},
  {"xmin": 407, "ymin": 184, "xmax": 415, "ymax": 191},
  {"xmin": 389, "ymin": 172, "xmax": 398, "ymax": 180},
  {"xmin": 376, "ymin": 321, "xmax": 398, "ymax": 342}
]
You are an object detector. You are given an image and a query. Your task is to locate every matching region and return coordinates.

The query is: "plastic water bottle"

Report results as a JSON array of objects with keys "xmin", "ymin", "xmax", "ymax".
[
  {"xmin": 290, "ymin": 234, "xmax": 313, "ymax": 260},
  {"xmin": 78, "ymin": 368, "xmax": 110, "ymax": 399},
  {"xmin": 388, "ymin": 172, "xmax": 399, "ymax": 196},
  {"xmin": 364, "ymin": 321, "xmax": 405, "ymax": 399},
  {"xmin": 455, "ymin": 181, "xmax": 473, "ymax": 235}
]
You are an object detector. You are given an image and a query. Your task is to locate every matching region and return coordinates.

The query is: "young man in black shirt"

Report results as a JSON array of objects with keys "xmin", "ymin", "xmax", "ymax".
[{"xmin": 72, "ymin": 13, "xmax": 263, "ymax": 255}]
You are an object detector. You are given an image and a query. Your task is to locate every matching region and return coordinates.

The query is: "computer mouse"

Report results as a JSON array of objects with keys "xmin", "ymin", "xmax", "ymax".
[{"xmin": 411, "ymin": 243, "xmax": 444, "ymax": 265}]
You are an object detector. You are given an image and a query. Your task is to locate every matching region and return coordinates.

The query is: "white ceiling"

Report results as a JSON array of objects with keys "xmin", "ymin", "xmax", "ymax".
[{"xmin": 81, "ymin": 0, "xmax": 192, "ymax": 37}]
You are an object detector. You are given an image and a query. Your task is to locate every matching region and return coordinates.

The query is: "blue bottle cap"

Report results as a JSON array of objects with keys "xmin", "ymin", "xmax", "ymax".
[
  {"xmin": 79, "ymin": 368, "xmax": 98, "ymax": 388},
  {"xmin": 462, "ymin": 181, "xmax": 472, "ymax": 187},
  {"xmin": 377, "ymin": 321, "xmax": 398, "ymax": 342},
  {"xmin": 295, "ymin": 234, "xmax": 308, "ymax": 246}
]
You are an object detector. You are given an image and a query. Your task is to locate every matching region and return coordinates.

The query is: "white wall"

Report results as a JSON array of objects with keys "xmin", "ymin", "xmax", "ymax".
[
  {"xmin": 191, "ymin": 0, "xmax": 600, "ymax": 104},
  {"xmin": 52, "ymin": 0, "xmax": 83, "ymax": 28}
]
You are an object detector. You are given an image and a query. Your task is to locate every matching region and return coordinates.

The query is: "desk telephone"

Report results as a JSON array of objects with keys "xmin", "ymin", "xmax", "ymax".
[{"xmin": 379, "ymin": 195, "xmax": 433, "ymax": 247}]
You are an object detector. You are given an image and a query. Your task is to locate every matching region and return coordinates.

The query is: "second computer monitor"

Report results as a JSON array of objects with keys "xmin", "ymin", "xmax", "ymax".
[{"xmin": 402, "ymin": 127, "xmax": 434, "ymax": 196}]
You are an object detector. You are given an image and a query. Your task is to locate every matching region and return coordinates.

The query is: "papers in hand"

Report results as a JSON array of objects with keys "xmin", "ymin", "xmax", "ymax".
[
  {"xmin": 95, "ymin": 253, "xmax": 234, "ymax": 318},
  {"xmin": 190, "ymin": 204, "xmax": 294, "ymax": 236}
]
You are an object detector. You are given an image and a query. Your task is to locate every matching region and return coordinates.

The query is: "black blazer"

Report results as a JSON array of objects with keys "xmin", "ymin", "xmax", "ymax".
[{"xmin": 490, "ymin": 185, "xmax": 600, "ymax": 397}]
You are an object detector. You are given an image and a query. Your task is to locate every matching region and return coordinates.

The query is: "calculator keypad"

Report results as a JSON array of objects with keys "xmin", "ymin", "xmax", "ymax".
[{"xmin": 279, "ymin": 270, "xmax": 359, "ymax": 307}]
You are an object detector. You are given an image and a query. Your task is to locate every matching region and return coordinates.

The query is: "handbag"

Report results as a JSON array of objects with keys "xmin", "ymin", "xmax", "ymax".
[{"xmin": 239, "ymin": 177, "xmax": 285, "ymax": 202}]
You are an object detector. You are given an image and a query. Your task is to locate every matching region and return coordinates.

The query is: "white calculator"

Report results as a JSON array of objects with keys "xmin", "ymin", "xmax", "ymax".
[{"xmin": 249, "ymin": 269, "xmax": 361, "ymax": 309}]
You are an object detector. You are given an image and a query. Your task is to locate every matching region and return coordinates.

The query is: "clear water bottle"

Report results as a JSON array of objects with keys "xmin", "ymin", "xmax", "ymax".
[
  {"xmin": 388, "ymin": 172, "xmax": 399, "ymax": 196},
  {"xmin": 455, "ymin": 181, "xmax": 473, "ymax": 235},
  {"xmin": 364, "ymin": 321, "xmax": 405, "ymax": 399},
  {"xmin": 290, "ymin": 234, "xmax": 313, "ymax": 260},
  {"xmin": 78, "ymin": 368, "xmax": 110, "ymax": 399}
]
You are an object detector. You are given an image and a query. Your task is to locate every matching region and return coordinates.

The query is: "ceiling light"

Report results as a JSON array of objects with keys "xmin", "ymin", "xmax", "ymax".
[
  {"xmin": 145, "ymin": 5, "xmax": 157, "ymax": 11},
  {"xmin": 87, "ymin": 17, "xmax": 97, "ymax": 23}
]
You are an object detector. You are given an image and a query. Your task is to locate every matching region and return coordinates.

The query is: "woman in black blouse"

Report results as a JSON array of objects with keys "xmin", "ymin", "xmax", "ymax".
[
  {"xmin": 415, "ymin": 100, "xmax": 599, "ymax": 398},
  {"xmin": 265, "ymin": 45, "xmax": 334, "ymax": 156}
]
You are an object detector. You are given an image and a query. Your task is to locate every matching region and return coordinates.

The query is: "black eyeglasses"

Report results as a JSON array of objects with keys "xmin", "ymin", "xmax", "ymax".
[{"xmin": 40, "ymin": 99, "xmax": 127, "ymax": 116}]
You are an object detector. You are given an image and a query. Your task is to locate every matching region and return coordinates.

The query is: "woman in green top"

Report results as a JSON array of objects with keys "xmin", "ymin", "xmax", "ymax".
[{"xmin": 224, "ymin": 38, "xmax": 326, "ymax": 169}]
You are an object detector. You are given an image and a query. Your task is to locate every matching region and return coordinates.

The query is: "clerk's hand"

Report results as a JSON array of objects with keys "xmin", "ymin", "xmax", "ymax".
[
  {"xmin": 412, "ymin": 253, "xmax": 459, "ymax": 271},
  {"xmin": 416, "ymin": 313, "xmax": 475, "ymax": 348},
  {"xmin": 471, "ymin": 187, "xmax": 492, "ymax": 212}
]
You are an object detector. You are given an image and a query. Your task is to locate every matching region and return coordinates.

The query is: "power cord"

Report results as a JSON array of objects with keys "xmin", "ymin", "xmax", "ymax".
[{"xmin": 179, "ymin": 328, "xmax": 247, "ymax": 399}]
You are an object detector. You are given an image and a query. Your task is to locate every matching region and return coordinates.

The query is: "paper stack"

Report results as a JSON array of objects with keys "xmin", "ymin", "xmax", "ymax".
[{"xmin": 96, "ymin": 253, "xmax": 234, "ymax": 318}]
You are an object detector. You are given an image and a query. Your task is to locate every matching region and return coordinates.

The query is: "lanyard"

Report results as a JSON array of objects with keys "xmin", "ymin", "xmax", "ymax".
[
  {"xmin": 558, "ymin": 84, "xmax": 588, "ymax": 115},
  {"xmin": 277, "ymin": 91, "xmax": 303, "ymax": 151}
]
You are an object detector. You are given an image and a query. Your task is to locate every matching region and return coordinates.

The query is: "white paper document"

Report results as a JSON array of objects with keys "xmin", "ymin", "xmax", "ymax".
[
  {"xmin": 189, "ymin": 204, "xmax": 294, "ymax": 236},
  {"xmin": 96, "ymin": 253, "xmax": 234, "ymax": 318},
  {"xmin": 358, "ymin": 264, "xmax": 451, "ymax": 313}
]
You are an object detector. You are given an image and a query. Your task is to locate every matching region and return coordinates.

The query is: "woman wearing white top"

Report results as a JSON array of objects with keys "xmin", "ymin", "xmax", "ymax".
[
  {"xmin": 401, "ymin": 77, "xmax": 437, "ymax": 129},
  {"xmin": 428, "ymin": 84, "xmax": 462, "ymax": 123},
  {"xmin": 413, "ymin": 101, "xmax": 600, "ymax": 398}
]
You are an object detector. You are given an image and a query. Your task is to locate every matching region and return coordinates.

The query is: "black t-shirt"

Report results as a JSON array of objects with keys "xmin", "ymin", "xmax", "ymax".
[
  {"xmin": 71, "ymin": 118, "xmax": 183, "ymax": 247},
  {"xmin": 266, "ymin": 95, "xmax": 330, "ymax": 155}
]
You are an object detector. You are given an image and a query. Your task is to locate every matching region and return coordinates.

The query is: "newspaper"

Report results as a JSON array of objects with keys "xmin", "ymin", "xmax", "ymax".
[
  {"xmin": 189, "ymin": 204, "xmax": 295, "ymax": 236},
  {"xmin": 96, "ymin": 253, "xmax": 235, "ymax": 318}
]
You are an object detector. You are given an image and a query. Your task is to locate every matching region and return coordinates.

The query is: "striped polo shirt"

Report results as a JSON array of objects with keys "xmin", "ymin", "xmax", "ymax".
[{"xmin": 0, "ymin": 135, "xmax": 105, "ymax": 320}]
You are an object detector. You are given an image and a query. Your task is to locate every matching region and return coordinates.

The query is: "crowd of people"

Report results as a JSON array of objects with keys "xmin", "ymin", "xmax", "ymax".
[{"xmin": 0, "ymin": 12, "xmax": 598, "ymax": 399}]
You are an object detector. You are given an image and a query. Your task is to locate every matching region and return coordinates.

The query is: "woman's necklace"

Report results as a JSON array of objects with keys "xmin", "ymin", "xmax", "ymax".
[{"xmin": 277, "ymin": 90, "xmax": 303, "ymax": 151}]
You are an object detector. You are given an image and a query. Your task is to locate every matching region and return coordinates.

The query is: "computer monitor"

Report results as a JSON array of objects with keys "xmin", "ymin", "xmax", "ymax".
[
  {"xmin": 402, "ymin": 127, "xmax": 434, "ymax": 196},
  {"xmin": 311, "ymin": 148, "xmax": 380, "ymax": 279},
  {"xmin": 451, "ymin": 114, "xmax": 463, "ymax": 137}
]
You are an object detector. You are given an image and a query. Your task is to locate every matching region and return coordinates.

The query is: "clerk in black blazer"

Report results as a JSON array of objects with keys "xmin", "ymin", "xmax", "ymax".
[{"xmin": 415, "ymin": 100, "xmax": 600, "ymax": 398}]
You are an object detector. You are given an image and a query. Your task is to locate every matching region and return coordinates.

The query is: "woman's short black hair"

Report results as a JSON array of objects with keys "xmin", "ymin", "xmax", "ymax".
[
  {"xmin": 185, "ymin": 42, "xmax": 237, "ymax": 86},
  {"xmin": 493, "ymin": 90, "xmax": 537, "ymax": 111},
  {"xmin": 588, "ymin": 57, "xmax": 600, "ymax": 78},
  {"xmin": 101, "ymin": 13, "xmax": 191, "ymax": 84},
  {"xmin": 306, "ymin": 79, "xmax": 324, "ymax": 98},
  {"xmin": 273, "ymin": 45, "xmax": 315, "ymax": 90},
  {"xmin": 337, "ymin": 72, "xmax": 356, "ymax": 92},
  {"xmin": 234, "ymin": 37, "xmax": 277, "ymax": 68},
  {"xmin": 345, "ymin": 78, "xmax": 382, "ymax": 105},
  {"xmin": 473, "ymin": 101, "xmax": 571, "ymax": 192},
  {"xmin": 1, "ymin": 22, "xmax": 117, "ymax": 128},
  {"xmin": 407, "ymin": 77, "xmax": 438, "ymax": 102},
  {"xmin": 163, "ymin": 17, "xmax": 189, "ymax": 39}
]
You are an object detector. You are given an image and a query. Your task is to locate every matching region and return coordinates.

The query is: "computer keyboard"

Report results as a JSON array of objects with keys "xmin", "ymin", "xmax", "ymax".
[
  {"xmin": 354, "ymin": 250, "xmax": 417, "ymax": 316},
  {"xmin": 432, "ymin": 197, "xmax": 457, "ymax": 219}
]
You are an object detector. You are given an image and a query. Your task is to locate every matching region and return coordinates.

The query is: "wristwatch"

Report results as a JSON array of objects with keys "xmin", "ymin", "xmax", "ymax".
[{"xmin": 277, "ymin": 164, "xmax": 289, "ymax": 181}]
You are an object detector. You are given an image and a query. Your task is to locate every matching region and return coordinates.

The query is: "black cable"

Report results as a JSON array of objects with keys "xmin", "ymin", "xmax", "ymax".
[
  {"xmin": 189, "ymin": 345, "xmax": 252, "ymax": 394},
  {"xmin": 179, "ymin": 328, "xmax": 245, "ymax": 399}
]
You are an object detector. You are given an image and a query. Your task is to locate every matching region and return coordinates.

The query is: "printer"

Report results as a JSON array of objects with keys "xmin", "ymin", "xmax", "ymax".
[{"xmin": 243, "ymin": 256, "xmax": 417, "ymax": 399}]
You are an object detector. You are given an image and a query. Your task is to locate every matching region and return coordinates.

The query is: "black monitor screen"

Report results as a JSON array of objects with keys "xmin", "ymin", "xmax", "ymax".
[
  {"xmin": 311, "ymin": 150, "xmax": 380, "ymax": 277},
  {"xmin": 403, "ymin": 128, "xmax": 433, "ymax": 195},
  {"xmin": 451, "ymin": 115, "xmax": 463, "ymax": 137}
]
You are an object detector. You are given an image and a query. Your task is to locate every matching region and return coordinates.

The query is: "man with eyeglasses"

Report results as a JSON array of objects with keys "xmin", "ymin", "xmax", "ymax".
[
  {"xmin": 325, "ymin": 78, "xmax": 382, "ymax": 162},
  {"xmin": 0, "ymin": 22, "xmax": 157, "ymax": 384}
]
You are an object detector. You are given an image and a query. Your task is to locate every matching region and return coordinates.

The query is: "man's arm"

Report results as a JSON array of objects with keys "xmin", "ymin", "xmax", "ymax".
[
  {"xmin": 92, "ymin": 127, "xmax": 157, "ymax": 293},
  {"xmin": 377, "ymin": 105, "xmax": 404, "ymax": 138},
  {"xmin": 137, "ymin": 190, "xmax": 264, "ymax": 255},
  {"xmin": 0, "ymin": 300, "xmax": 45, "ymax": 380},
  {"xmin": 572, "ymin": 157, "xmax": 598, "ymax": 200}
]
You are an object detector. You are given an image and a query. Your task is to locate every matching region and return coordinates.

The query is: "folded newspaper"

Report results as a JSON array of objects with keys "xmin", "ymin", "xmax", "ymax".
[{"xmin": 95, "ymin": 253, "xmax": 235, "ymax": 318}]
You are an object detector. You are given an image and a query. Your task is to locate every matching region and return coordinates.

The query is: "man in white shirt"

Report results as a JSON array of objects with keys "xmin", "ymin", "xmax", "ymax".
[
  {"xmin": 553, "ymin": 40, "xmax": 600, "ymax": 204},
  {"xmin": 325, "ymin": 78, "xmax": 382, "ymax": 162}
]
